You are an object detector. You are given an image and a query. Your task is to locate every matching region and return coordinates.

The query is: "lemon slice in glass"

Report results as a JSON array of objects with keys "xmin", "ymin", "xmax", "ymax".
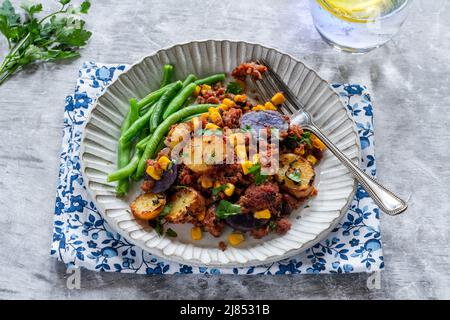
[{"xmin": 317, "ymin": 0, "xmax": 397, "ymax": 23}]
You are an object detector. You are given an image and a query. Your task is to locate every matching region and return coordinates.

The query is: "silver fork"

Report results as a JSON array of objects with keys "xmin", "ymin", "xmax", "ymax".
[{"xmin": 253, "ymin": 59, "xmax": 407, "ymax": 216}]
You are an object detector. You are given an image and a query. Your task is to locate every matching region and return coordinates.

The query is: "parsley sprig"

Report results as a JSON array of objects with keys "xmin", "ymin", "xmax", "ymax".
[
  {"xmin": 248, "ymin": 163, "xmax": 268, "ymax": 185},
  {"xmin": 0, "ymin": 0, "xmax": 92, "ymax": 85}
]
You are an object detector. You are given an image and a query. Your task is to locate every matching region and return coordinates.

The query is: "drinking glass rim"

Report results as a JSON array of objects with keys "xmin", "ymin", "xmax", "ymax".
[{"xmin": 316, "ymin": 0, "xmax": 412, "ymax": 22}]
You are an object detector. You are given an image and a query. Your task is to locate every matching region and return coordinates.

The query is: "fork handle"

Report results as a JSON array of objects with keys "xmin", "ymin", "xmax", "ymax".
[{"xmin": 306, "ymin": 125, "xmax": 407, "ymax": 216}]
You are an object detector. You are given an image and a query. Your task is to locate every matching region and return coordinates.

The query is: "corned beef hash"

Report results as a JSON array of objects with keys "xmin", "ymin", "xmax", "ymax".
[{"xmin": 109, "ymin": 62, "xmax": 326, "ymax": 249}]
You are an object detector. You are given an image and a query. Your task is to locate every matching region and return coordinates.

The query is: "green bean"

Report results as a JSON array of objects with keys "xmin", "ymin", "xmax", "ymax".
[
  {"xmin": 181, "ymin": 112, "xmax": 207, "ymax": 122},
  {"xmin": 182, "ymin": 74, "xmax": 197, "ymax": 88},
  {"xmin": 120, "ymin": 105, "xmax": 155, "ymax": 144},
  {"xmin": 150, "ymin": 80, "xmax": 182, "ymax": 132},
  {"xmin": 136, "ymin": 134, "xmax": 151, "ymax": 150},
  {"xmin": 135, "ymin": 104, "xmax": 217, "ymax": 178},
  {"xmin": 162, "ymin": 83, "xmax": 197, "ymax": 120},
  {"xmin": 194, "ymin": 73, "xmax": 226, "ymax": 85},
  {"xmin": 155, "ymin": 138, "xmax": 166, "ymax": 155},
  {"xmin": 115, "ymin": 98, "xmax": 140, "ymax": 195},
  {"xmin": 108, "ymin": 149, "xmax": 143, "ymax": 182},
  {"xmin": 160, "ymin": 64, "xmax": 173, "ymax": 88},
  {"xmin": 137, "ymin": 86, "xmax": 168, "ymax": 110}
]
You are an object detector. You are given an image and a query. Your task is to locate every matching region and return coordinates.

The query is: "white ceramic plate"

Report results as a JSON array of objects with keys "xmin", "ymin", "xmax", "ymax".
[{"xmin": 80, "ymin": 40, "xmax": 360, "ymax": 267}]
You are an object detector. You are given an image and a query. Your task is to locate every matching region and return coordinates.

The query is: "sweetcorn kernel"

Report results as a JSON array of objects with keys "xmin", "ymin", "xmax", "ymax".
[
  {"xmin": 218, "ymin": 103, "xmax": 230, "ymax": 111},
  {"xmin": 264, "ymin": 101, "xmax": 277, "ymax": 110},
  {"xmin": 241, "ymin": 161, "xmax": 253, "ymax": 175},
  {"xmin": 307, "ymin": 155, "xmax": 317, "ymax": 165},
  {"xmin": 157, "ymin": 156, "xmax": 171, "ymax": 170},
  {"xmin": 228, "ymin": 233, "xmax": 245, "ymax": 246},
  {"xmin": 222, "ymin": 98, "xmax": 236, "ymax": 108},
  {"xmin": 146, "ymin": 166, "xmax": 162, "ymax": 180},
  {"xmin": 254, "ymin": 209, "xmax": 271, "ymax": 219},
  {"xmin": 191, "ymin": 227, "xmax": 203, "ymax": 240},
  {"xmin": 197, "ymin": 211, "xmax": 205, "ymax": 221},
  {"xmin": 193, "ymin": 85, "xmax": 201, "ymax": 96},
  {"xmin": 252, "ymin": 105, "xmax": 265, "ymax": 111},
  {"xmin": 200, "ymin": 84, "xmax": 212, "ymax": 95},
  {"xmin": 312, "ymin": 135, "xmax": 326, "ymax": 151},
  {"xmin": 205, "ymin": 123, "xmax": 220, "ymax": 130},
  {"xmin": 234, "ymin": 94, "xmax": 247, "ymax": 103},
  {"xmin": 271, "ymin": 92, "xmax": 285, "ymax": 105},
  {"xmin": 208, "ymin": 107, "xmax": 222, "ymax": 124},
  {"xmin": 224, "ymin": 183, "xmax": 235, "ymax": 197},
  {"xmin": 199, "ymin": 176, "xmax": 213, "ymax": 189}
]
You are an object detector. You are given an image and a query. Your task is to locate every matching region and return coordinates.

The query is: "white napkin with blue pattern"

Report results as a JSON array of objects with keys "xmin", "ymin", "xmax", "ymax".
[{"xmin": 50, "ymin": 62, "xmax": 383, "ymax": 274}]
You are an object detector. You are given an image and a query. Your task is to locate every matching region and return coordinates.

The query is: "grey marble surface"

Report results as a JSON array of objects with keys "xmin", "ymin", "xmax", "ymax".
[{"xmin": 0, "ymin": 0, "xmax": 449, "ymax": 300}]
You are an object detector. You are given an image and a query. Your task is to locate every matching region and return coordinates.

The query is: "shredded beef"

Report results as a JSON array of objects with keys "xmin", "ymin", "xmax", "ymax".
[
  {"xmin": 222, "ymin": 108, "xmax": 242, "ymax": 129},
  {"xmin": 239, "ymin": 182, "xmax": 282, "ymax": 214},
  {"xmin": 232, "ymin": 62, "xmax": 268, "ymax": 80},
  {"xmin": 202, "ymin": 205, "xmax": 225, "ymax": 237},
  {"xmin": 275, "ymin": 217, "xmax": 291, "ymax": 235},
  {"xmin": 281, "ymin": 193, "xmax": 302, "ymax": 215},
  {"xmin": 251, "ymin": 226, "xmax": 270, "ymax": 239}
]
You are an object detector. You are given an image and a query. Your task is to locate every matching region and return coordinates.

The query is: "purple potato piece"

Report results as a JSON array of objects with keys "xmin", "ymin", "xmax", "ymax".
[
  {"xmin": 225, "ymin": 214, "xmax": 268, "ymax": 232},
  {"xmin": 240, "ymin": 110, "xmax": 289, "ymax": 132},
  {"xmin": 151, "ymin": 163, "xmax": 178, "ymax": 193}
]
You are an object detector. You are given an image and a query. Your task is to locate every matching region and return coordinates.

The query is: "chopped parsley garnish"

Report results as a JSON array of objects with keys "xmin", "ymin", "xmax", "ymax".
[
  {"xmin": 226, "ymin": 81, "xmax": 243, "ymax": 94},
  {"xmin": 269, "ymin": 221, "xmax": 277, "ymax": 230},
  {"xmin": 287, "ymin": 169, "xmax": 302, "ymax": 183},
  {"xmin": 154, "ymin": 220, "xmax": 164, "ymax": 236},
  {"xmin": 159, "ymin": 203, "xmax": 172, "ymax": 218},
  {"xmin": 165, "ymin": 228, "xmax": 178, "ymax": 238},
  {"xmin": 215, "ymin": 200, "xmax": 241, "ymax": 219},
  {"xmin": 248, "ymin": 163, "xmax": 268, "ymax": 185},
  {"xmin": 212, "ymin": 184, "xmax": 227, "ymax": 196},
  {"xmin": 300, "ymin": 132, "xmax": 312, "ymax": 147}
]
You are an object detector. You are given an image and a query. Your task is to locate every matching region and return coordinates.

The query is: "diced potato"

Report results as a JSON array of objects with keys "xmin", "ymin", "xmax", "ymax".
[
  {"xmin": 166, "ymin": 122, "xmax": 191, "ymax": 149},
  {"xmin": 276, "ymin": 153, "xmax": 315, "ymax": 199},
  {"xmin": 235, "ymin": 145, "xmax": 247, "ymax": 160},
  {"xmin": 184, "ymin": 135, "xmax": 224, "ymax": 173},
  {"xmin": 165, "ymin": 187, "xmax": 206, "ymax": 223},
  {"xmin": 130, "ymin": 193, "xmax": 166, "ymax": 221}
]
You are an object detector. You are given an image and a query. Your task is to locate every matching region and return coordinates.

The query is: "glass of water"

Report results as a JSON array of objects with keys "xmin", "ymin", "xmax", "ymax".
[{"xmin": 309, "ymin": 0, "xmax": 412, "ymax": 53}]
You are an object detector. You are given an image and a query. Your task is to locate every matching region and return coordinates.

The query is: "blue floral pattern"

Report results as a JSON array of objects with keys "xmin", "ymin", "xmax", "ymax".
[{"xmin": 50, "ymin": 62, "xmax": 384, "ymax": 274}]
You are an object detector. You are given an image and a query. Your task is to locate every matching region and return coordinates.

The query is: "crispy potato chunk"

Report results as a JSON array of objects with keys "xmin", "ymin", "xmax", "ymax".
[
  {"xmin": 166, "ymin": 122, "xmax": 191, "ymax": 149},
  {"xmin": 276, "ymin": 153, "xmax": 315, "ymax": 199},
  {"xmin": 165, "ymin": 187, "xmax": 206, "ymax": 223},
  {"xmin": 130, "ymin": 193, "xmax": 166, "ymax": 220},
  {"xmin": 183, "ymin": 135, "xmax": 225, "ymax": 174}
]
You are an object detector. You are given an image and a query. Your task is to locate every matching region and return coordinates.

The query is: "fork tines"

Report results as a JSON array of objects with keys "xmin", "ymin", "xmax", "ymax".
[{"xmin": 253, "ymin": 59, "xmax": 303, "ymax": 115}]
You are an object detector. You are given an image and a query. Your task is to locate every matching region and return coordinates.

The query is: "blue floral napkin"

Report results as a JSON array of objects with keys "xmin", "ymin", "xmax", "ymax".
[{"xmin": 50, "ymin": 62, "xmax": 383, "ymax": 275}]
